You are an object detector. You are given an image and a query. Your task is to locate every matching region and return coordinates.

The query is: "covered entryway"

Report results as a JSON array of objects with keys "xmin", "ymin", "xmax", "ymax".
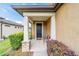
[
  {"xmin": 28, "ymin": 16, "xmax": 52, "ymax": 40},
  {"xmin": 12, "ymin": 3, "xmax": 62, "ymax": 52},
  {"xmin": 22, "ymin": 13, "xmax": 56, "ymax": 52}
]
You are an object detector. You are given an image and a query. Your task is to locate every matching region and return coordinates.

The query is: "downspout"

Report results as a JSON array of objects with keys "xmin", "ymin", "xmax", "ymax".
[{"xmin": 1, "ymin": 23, "xmax": 2, "ymax": 39}]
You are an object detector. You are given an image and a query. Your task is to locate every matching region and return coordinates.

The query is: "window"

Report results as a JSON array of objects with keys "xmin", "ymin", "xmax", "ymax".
[
  {"xmin": 15, "ymin": 26, "xmax": 19, "ymax": 28},
  {"xmin": 18, "ymin": 27, "xmax": 19, "ymax": 29},
  {"xmin": 15, "ymin": 26, "xmax": 17, "ymax": 28},
  {"xmin": 5, "ymin": 24, "xmax": 10, "ymax": 27}
]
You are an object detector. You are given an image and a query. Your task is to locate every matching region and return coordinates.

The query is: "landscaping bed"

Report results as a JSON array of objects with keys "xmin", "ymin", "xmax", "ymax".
[
  {"xmin": 0, "ymin": 32, "xmax": 33, "ymax": 56},
  {"xmin": 0, "ymin": 39, "xmax": 33, "ymax": 56},
  {"xmin": 8, "ymin": 32, "xmax": 33, "ymax": 56},
  {"xmin": 8, "ymin": 48, "xmax": 33, "ymax": 56},
  {"xmin": 47, "ymin": 40, "xmax": 77, "ymax": 56}
]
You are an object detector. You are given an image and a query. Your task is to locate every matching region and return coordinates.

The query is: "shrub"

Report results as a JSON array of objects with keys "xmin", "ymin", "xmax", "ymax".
[
  {"xmin": 47, "ymin": 40, "xmax": 77, "ymax": 56},
  {"xmin": 8, "ymin": 32, "xmax": 23, "ymax": 50}
]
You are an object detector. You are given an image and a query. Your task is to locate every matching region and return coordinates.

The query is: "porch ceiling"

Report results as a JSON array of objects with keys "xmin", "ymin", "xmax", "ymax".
[{"xmin": 28, "ymin": 16, "xmax": 50, "ymax": 21}]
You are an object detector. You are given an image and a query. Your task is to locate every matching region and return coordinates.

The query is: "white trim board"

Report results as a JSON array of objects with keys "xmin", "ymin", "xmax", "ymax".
[{"xmin": 23, "ymin": 12, "xmax": 55, "ymax": 16}]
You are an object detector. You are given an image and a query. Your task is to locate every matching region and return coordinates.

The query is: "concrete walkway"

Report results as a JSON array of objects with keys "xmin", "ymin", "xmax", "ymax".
[{"xmin": 30, "ymin": 40, "xmax": 48, "ymax": 56}]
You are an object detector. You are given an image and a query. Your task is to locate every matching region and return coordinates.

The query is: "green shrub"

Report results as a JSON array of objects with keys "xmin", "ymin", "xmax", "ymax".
[{"xmin": 8, "ymin": 32, "xmax": 23, "ymax": 50}]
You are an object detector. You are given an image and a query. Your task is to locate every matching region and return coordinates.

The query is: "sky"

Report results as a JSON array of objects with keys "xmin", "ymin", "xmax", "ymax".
[
  {"xmin": 0, "ymin": 3, "xmax": 24, "ymax": 24},
  {"xmin": 0, "ymin": 3, "xmax": 49, "ymax": 25}
]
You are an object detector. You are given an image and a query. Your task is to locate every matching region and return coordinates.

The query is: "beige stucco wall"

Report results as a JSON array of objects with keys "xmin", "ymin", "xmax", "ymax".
[
  {"xmin": 56, "ymin": 3, "xmax": 79, "ymax": 54},
  {"xmin": 32, "ymin": 21, "xmax": 35, "ymax": 39},
  {"xmin": 43, "ymin": 21, "xmax": 47, "ymax": 39},
  {"xmin": 43, "ymin": 18, "xmax": 51, "ymax": 39},
  {"xmin": 46, "ymin": 18, "xmax": 51, "ymax": 37}
]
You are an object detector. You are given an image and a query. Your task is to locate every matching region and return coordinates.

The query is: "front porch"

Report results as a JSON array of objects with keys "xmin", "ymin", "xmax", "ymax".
[
  {"xmin": 30, "ymin": 40, "xmax": 47, "ymax": 56},
  {"xmin": 22, "ymin": 12, "xmax": 56, "ymax": 52}
]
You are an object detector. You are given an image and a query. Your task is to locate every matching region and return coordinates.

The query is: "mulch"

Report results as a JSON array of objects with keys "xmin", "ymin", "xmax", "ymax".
[{"xmin": 8, "ymin": 48, "xmax": 33, "ymax": 56}]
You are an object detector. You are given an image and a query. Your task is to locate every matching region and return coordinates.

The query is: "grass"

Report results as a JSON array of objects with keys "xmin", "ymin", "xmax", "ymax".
[
  {"xmin": 0, "ymin": 39, "xmax": 11, "ymax": 56},
  {"xmin": 0, "ymin": 37, "xmax": 32, "ymax": 56},
  {"xmin": 0, "ymin": 39, "xmax": 33, "ymax": 56}
]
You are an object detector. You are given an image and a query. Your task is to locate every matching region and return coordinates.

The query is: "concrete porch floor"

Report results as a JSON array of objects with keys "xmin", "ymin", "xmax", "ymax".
[{"xmin": 30, "ymin": 40, "xmax": 48, "ymax": 56}]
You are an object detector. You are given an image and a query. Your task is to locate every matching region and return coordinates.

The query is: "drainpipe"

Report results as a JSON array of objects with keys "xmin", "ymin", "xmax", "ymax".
[{"xmin": 0, "ymin": 22, "xmax": 2, "ymax": 40}]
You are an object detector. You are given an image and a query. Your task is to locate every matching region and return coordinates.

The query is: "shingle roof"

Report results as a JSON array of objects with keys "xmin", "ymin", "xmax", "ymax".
[{"xmin": 0, "ymin": 17, "xmax": 23, "ymax": 27}]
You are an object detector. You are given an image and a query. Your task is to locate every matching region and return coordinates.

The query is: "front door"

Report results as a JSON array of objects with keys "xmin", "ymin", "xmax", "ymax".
[{"xmin": 36, "ymin": 23, "xmax": 42, "ymax": 39}]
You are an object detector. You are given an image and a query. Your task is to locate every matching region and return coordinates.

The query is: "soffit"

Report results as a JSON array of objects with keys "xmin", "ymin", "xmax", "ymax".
[{"xmin": 28, "ymin": 16, "xmax": 50, "ymax": 21}]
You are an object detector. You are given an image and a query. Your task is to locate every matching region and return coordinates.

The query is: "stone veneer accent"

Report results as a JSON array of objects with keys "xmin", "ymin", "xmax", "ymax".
[{"xmin": 22, "ymin": 41, "xmax": 31, "ymax": 52}]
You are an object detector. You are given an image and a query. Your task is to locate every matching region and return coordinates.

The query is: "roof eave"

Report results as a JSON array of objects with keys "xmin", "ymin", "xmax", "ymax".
[{"xmin": 12, "ymin": 3, "xmax": 63, "ymax": 16}]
